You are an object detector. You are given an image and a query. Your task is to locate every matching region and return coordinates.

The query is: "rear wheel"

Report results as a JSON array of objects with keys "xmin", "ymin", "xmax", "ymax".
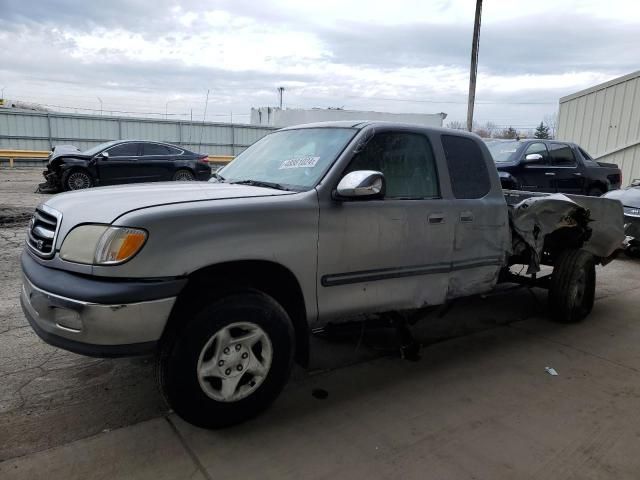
[
  {"xmin": 587, "ymin": 186, "xmax": 604, "ymax": 197},
  {"xmin": 172, "ymin": 169, "xmax": 195, "ymax": 181},
  {"xmin": 62, "ymin": 169, "xmax": 93, "ymax": 191},
  {"xmin": 158, "ymin": 291, "xmax": 295, "ymax": 428},
  {"xmin": 548, "ymin": 249, "xmax": 596, "ymax": 323}
]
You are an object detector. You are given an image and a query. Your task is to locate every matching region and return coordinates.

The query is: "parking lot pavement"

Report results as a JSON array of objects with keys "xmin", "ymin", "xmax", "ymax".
[{"xmin": 2, "ymin": 168, "xmax": 640, "ymax": 478}]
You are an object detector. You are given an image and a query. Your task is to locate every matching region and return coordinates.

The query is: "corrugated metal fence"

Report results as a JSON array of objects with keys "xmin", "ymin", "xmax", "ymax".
[{"xmin": 0, "ymin": 110, "xmax": 276, "ymax": 156}]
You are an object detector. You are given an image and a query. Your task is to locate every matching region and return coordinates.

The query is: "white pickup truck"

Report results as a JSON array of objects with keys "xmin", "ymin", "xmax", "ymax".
[{"xmin": 20, "ymin": 121, "xmax": 624, "ymax": 428}]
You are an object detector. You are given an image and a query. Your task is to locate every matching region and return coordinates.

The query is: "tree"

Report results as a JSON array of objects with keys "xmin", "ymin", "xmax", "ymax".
[
  {"xmin": 534, "ymin": 122, "xmax": 550, "ymax": 139},
  {"xmin": 474, "ymin": 127, "xmax": 491, "ymax": 138},
  {"xmin": 495, "ymin": 126, "xmax": 518, "ymax": 139},
  {"xmin": 473, "ymin": 121, "xmax": 498, "ymax": 138},
  {"xmin": 484, "ymin": 121, "xmax": 497, "ymax": 137},
  {"xmin": 446, "ymin": 120, "xmax": 465, "ymax": 130},
  {"xmin": 544, "ymin": 112, "xmax": 558, "ymax": 139}
]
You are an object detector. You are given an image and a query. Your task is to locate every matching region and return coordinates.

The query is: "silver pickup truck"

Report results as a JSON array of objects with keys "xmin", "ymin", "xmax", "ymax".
[{"xmin": 20, "ymin": 121, "xmax": 624, "ymax": 428}]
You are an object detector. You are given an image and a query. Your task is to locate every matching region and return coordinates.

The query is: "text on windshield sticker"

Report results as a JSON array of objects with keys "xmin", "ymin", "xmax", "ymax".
[{"xmin": 279, "ymin": 155, "xmax": 320, "ymax": 169}]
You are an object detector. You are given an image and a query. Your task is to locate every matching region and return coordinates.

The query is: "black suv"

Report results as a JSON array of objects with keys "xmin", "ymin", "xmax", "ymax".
[
  {"xmin": 485, "ymin": 139, "xmax": 621, "ymax": 196},
  {"xmin": 41, "ymin": 140, "xmax": 212, "ymax": 191}
]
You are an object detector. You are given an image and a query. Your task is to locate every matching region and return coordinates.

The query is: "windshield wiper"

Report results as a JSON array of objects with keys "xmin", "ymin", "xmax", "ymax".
[
  {"xmin": 230, "ymin": 179, "xmax": 291, "ymax": 191},
  {"xmin": 211, "ymin": 172, "xmax": 226, "ymax": 182}
]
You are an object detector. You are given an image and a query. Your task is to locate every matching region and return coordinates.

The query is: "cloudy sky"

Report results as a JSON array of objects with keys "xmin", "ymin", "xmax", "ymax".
[{"xmin": 1, "ymin": 0, "xmax": 639, "ymax": 127}]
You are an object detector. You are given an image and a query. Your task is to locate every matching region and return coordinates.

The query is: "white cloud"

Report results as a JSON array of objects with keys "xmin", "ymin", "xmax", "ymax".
[{"xmin": 1, "ymin": 0, "xmax": 638, "ymax": 127}]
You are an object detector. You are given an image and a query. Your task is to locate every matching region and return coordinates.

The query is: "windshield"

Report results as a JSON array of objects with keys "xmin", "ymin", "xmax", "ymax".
[
  {"xmin": 485, "ymin": 140, "xmax": 521, "ymax": 163},
  {"xmin": 82, "ymin": 141, "xmax": 120, "ymax": 156},
  {"xmin": 219, "ymin": 128, "xmax": 357, "ymax": 190}
]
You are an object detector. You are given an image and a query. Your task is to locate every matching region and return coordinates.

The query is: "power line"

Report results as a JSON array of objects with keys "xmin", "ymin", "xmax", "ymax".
[
  {"xmin": 345, "ymin": 95, "xmax": 556, "ymax": 105},
  {"xmin": 16, "ymin": 100, "xmax": 249, "ymax": 118}
]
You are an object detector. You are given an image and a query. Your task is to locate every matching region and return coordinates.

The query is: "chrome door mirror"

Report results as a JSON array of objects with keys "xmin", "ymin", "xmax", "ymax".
[
  {"xmin": 523, "ymin": 153, "xmax": 543, "ymax": 164},
  {"xmin": 97, "ymin": 151, "xmax": 109, "ymax": 160},
  {"xmin": 335, "ymin": 170, "xmax": 385, "ymax": 199}
]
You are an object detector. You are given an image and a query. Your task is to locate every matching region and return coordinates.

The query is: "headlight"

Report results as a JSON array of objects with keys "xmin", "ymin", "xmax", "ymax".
[
  {"xmin": 60, "ymin": 225, "xmax": 147, "ymax": 265},
  {"xmin": 624, "ymin": 206, "xmax": 640, "ymax": 217}
]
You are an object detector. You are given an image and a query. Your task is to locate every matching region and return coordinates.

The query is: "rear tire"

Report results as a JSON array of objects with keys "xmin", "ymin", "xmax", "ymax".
[
  {"xmin": 158, "ymin": 291, "xmax": 295, "ymax": 428},
  {"xmin": 172, "ymin": 169, "xmax": 195, "ymax": 181},
  {"xmin": 587, "ymin": 187, "xmax": 604, "ymax": 197},
  {"xmin": 548, "ymin": 249, "xmax": 596, "ymax": 323},
  {"xmin": 62, "ymin": 169, "xmax": 93, "ymax": 191}
]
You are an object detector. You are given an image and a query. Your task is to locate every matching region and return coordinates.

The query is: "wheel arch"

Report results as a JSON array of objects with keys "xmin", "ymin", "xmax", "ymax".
[
  {"xmin": 587, "ymin": 180, "xmax": 607, "ymax": 195},
  {"xmin": 163, "ymin": 260, "xmax": 310, "ymax": 367}
]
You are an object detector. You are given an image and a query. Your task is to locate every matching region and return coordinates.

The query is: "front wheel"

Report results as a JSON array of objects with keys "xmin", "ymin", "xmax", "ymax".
[
  {"xmin": 548, "ymin": 249, "xmax": 596, "ymax": 323},
  {"xmin": 172, "ymin": 169, "xmax": 195, "ymax": 181},
  {"xmin": 62, "ymin": 169, "xmax": 93, "ymax": 191},
  {"xmin": 158, "ymin": 291, "xmax": 295, "ymax": 428}
]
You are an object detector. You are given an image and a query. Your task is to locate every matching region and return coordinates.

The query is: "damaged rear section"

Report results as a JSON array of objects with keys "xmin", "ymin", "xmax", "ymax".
[{"xmin": 505, "ymin": 190, "xmax": 625, "ymax": 273}]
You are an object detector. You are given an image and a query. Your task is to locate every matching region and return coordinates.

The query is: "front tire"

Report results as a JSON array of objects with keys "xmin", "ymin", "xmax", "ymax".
[
  {"xmin": 158, "ymin": 291, "xmax": 295, "ymax": 428},
  {"xmin": 62, "ymin": 169, "xmax": 93, "ymax": 191},
  {"xmin": 548, "ymin": 249, "xmax": 596, "ymax": 323},
  {"xmin": 172, "ymin": 169, "xmax": 195, "ymax": 181}
]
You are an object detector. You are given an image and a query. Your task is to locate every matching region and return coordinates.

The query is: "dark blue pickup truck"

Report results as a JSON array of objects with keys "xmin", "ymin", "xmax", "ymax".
[{"xmin": 486, "ymin": 139, "xmax": 622, "ymax": 196}]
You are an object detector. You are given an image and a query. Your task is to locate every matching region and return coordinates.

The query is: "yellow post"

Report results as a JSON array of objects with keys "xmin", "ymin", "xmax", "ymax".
[{"xmin": 9, "ymin": 157, "xmax": 14, "ymax": 168}]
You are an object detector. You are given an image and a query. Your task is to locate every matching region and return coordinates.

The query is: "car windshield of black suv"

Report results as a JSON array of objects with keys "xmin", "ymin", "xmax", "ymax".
[
  {"xmin": 485, "ymin": 140, "xmax": 520, "ymax": 163},
  {"xmin": 218, "ymin": 128, "xmax": 356, "ymax": 191}
]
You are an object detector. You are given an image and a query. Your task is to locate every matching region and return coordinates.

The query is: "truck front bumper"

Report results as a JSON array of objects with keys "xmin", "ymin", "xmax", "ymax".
[{"xmin": 20, "ymin": 251, "xmax": 186, "ymax": 357}]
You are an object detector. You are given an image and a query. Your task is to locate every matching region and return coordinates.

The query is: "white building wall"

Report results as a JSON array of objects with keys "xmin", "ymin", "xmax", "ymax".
[
  {"xmin": 251, "ymin": 107, "xmax": 447, "ymax": 128},
  {"xmin": 558, "ymin": 71, "xmax": 640, "ymax": 185}
]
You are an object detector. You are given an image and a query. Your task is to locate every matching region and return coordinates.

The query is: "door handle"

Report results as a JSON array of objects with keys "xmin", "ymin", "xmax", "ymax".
[
  {"xmin": 573, "ymin": 172, "xmax": 583, "ymax": 176},
  {"xmin": 428, "ymin": 213, "xmax": 445, "ymax": 224},
  {"xmin": 545, "ymin": 172, "xmax": 556, "ymax": 176},
  {"xmin": 460, "ymin": 211, "xmax": 474, "ymax": 222}
]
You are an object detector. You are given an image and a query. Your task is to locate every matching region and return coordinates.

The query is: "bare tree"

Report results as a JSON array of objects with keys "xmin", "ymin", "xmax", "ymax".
[
  {"xmin": 485, "ymin": 121, "xmax": 497, "ymax": 137},
  {"xmin": 544, "ymin": 112, "xmax": 558, "ymax": 139},
  {"xmin": 446, "ymin": 120, "xmax": 466, "ymax": 130},
  {"xmin": 473, "ymin": 127, "xmax": 491, "ymax": 138},
  {"xmin": 473, "ymin": 121, "xmax": 498, "ymax": 138},
  {"xmin": 495, "ymin": 126, "xmax": 518, "ymax": 139}
]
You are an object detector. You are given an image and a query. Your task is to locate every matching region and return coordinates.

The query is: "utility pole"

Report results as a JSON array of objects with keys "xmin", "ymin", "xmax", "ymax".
[
  {"xmin": 198, "ymin": 89, "xmax": 210, "ymax": 153},
  {"xmin": 466, "ymin": 0, "xmax": 482, "ymax": 132},
  {"xmin": 277, "ymin": 87, "xmax": 285, "ymax": 109}
]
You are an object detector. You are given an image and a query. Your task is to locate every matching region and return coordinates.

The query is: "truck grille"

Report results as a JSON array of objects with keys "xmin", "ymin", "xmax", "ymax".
[{"xmin": 27, "ymin": 206, "xmax": 62, "ymax": 258}]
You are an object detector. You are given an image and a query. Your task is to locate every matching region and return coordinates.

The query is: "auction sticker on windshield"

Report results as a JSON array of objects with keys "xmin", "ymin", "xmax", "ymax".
[{"xmin": 279, "ymin": 155, "xmax": 320, "ymax": 169}]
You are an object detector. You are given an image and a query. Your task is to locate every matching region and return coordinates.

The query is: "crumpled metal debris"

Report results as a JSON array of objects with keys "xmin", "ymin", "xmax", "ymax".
[{"xmin": 509, "ymin": 193, "xmax": 625, "ymax": 272}]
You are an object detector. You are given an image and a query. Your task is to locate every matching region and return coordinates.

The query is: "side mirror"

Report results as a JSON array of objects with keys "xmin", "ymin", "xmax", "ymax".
[
  {"xmin": 523, "ymin": 153, "xmax": 543, "ymax": 164},
  {"xmin": 97, "ymin": 151, "xmax": 109, "ymax": 160},
  {"xmin": 334, "ymin": 170, "xmax": 385, "ymax": 199}
]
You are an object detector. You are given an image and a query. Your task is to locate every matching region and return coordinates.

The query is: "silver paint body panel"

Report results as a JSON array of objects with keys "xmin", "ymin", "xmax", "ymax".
[{"xmin": 24, "ymin": 122, "xmax": 514, "ymax": 340}]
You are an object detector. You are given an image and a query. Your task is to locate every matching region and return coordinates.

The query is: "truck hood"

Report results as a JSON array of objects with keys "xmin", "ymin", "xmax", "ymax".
[
  {"xmin": 43, "ymin": 181, "xmax": 296, "ymax": 227},
  {"xmin": 603, "ymin": 186, "xmax": 640, "ymax": 208}
]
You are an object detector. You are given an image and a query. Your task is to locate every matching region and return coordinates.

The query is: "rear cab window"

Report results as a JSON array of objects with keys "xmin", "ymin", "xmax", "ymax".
[
  {"xmin": 441, "ymin": 135, "xmax": 491, "ymax": 199},
  {"xmin": 579, "ymin": 147, "xmax": 599, "ymax": 167},
  {"xmin": 549, "ymin": 143, "xmax": 577, "ymax": 167}
]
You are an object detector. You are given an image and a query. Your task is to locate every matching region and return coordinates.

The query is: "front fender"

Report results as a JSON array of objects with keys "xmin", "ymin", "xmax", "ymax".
[{"xmin": 53, "ymin": 157, "xmax": 98, "ymax": 178}]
